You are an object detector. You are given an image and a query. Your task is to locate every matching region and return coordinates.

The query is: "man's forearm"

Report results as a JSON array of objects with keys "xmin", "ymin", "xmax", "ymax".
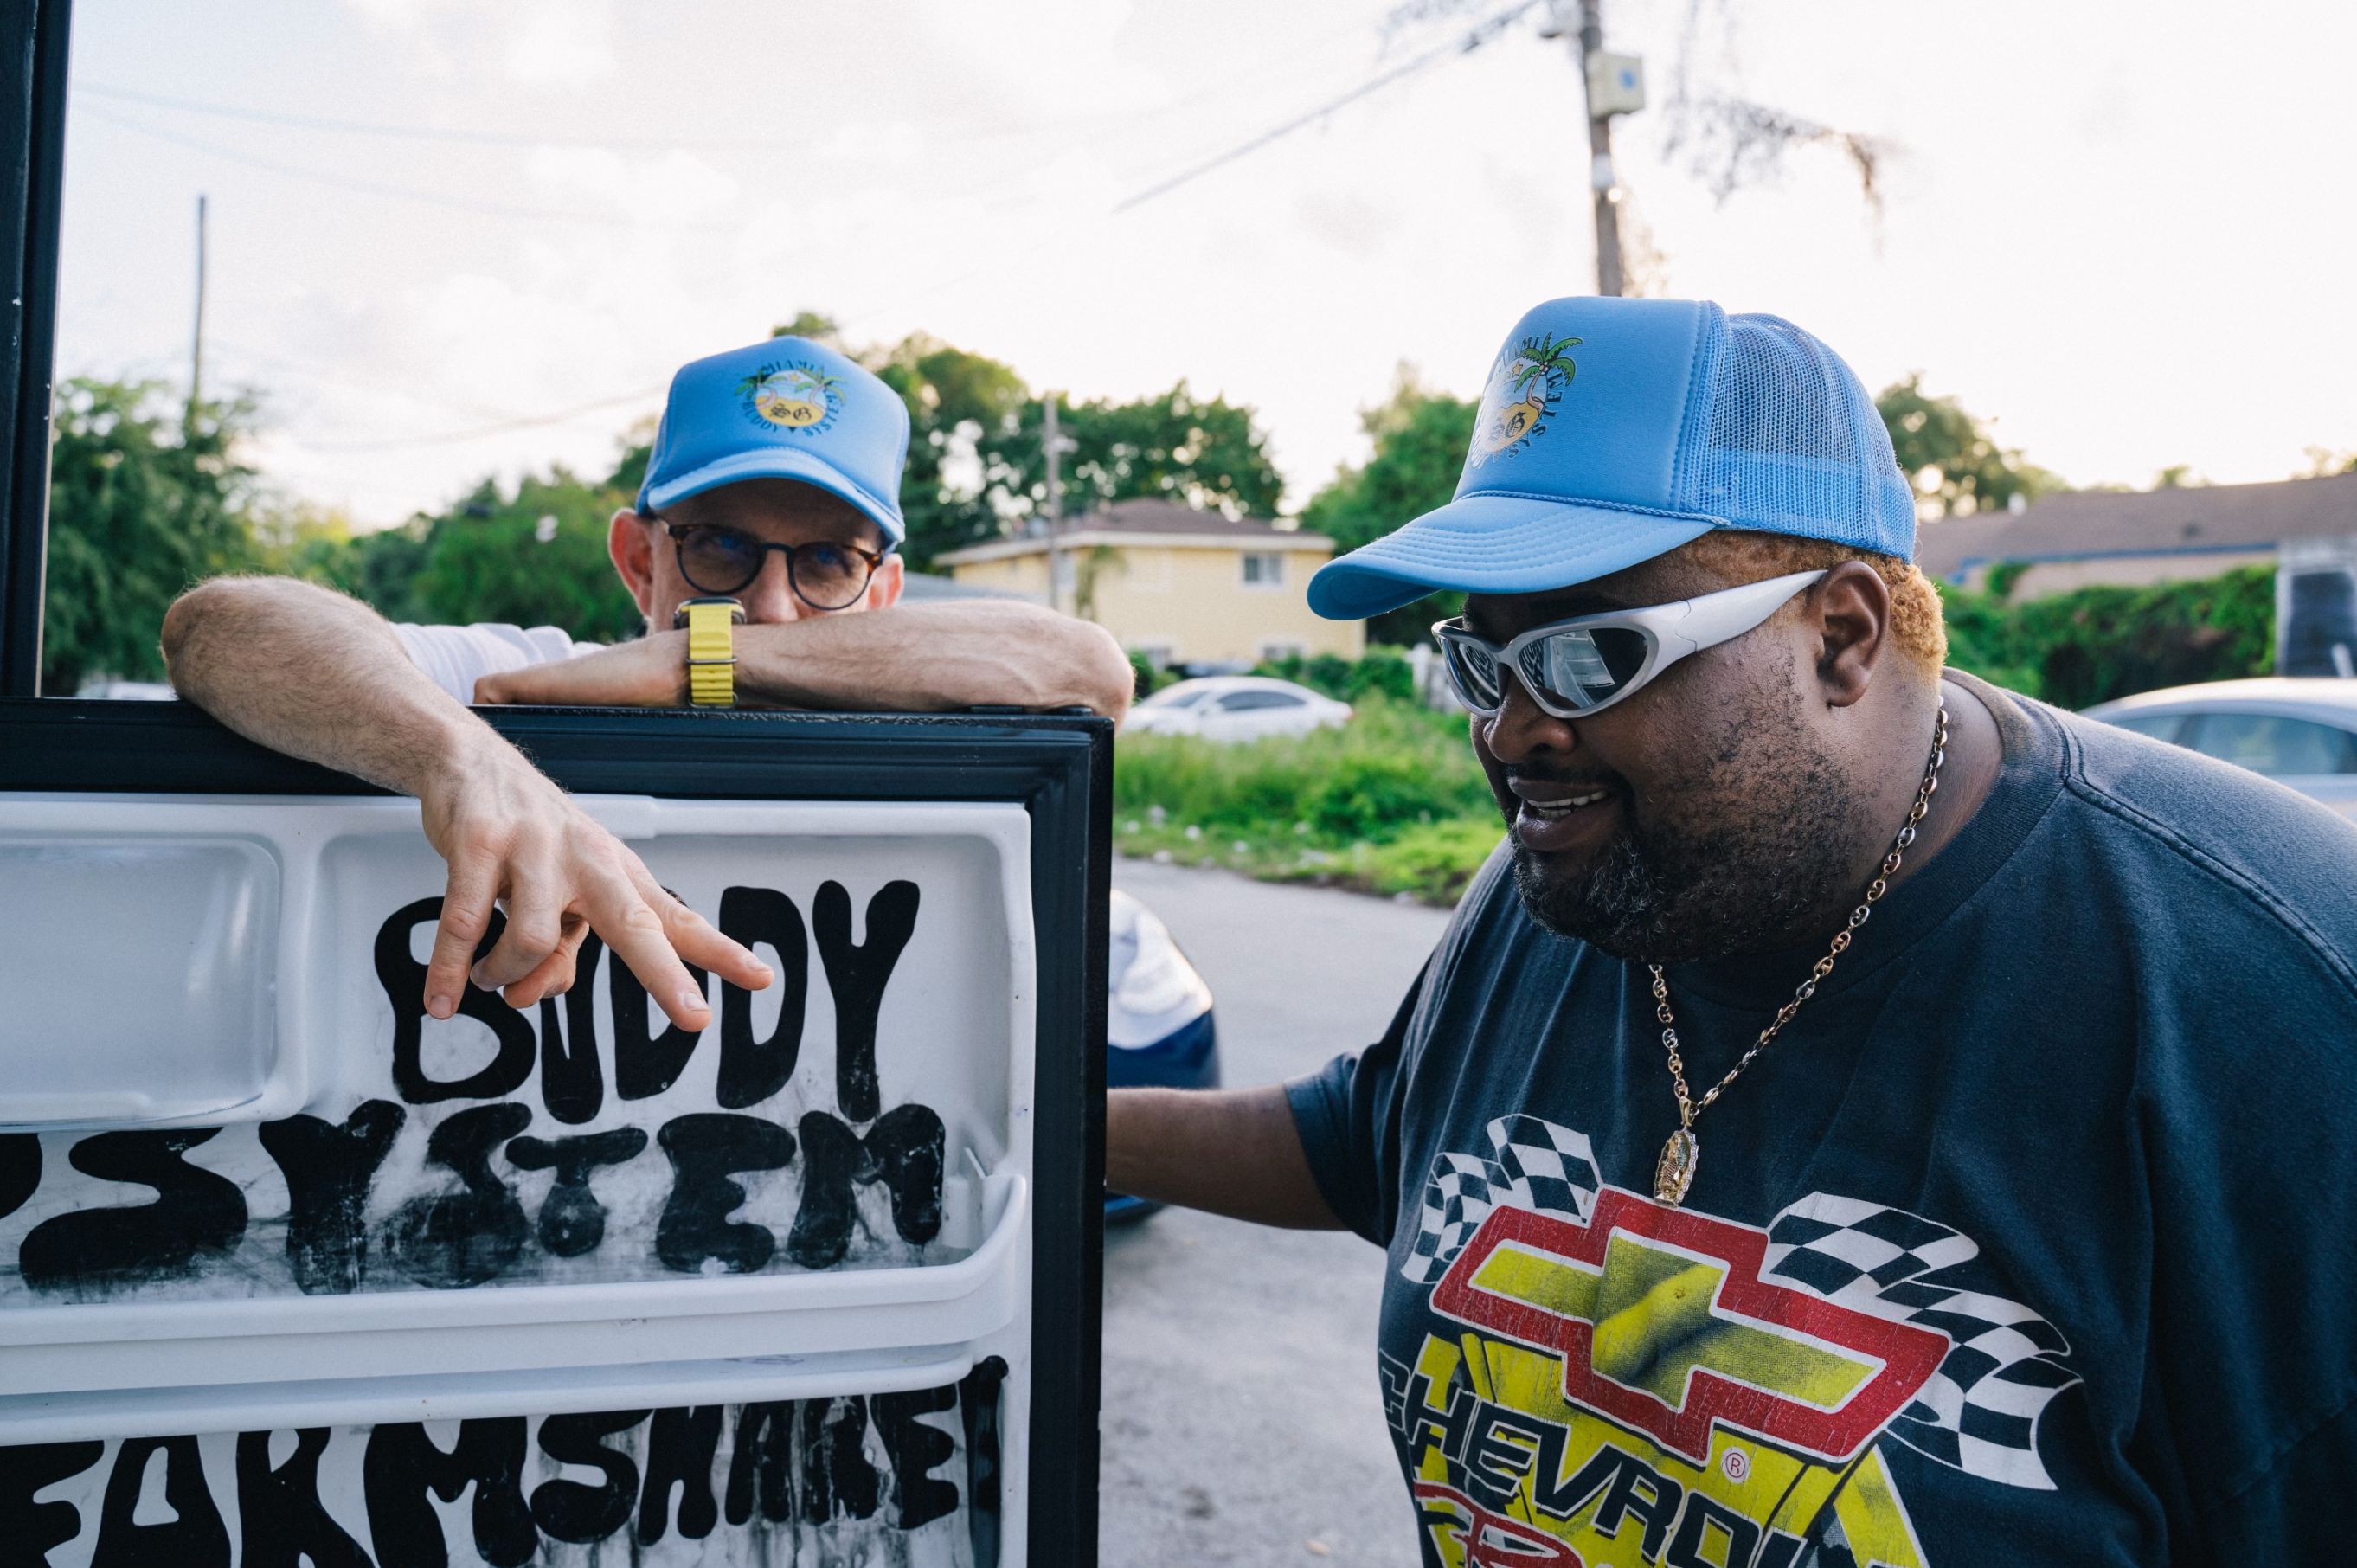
[
  {"xmin": 162, "ymin": 575, "xmax": 498, "ymax": 794},
  {"xmin": 735, "ymin": 601, "xmax": 1134, "ymax": 719},
  {"xmin": 1108, "ymin": 1085, "xmax": 1344, "ymax": 1229}
]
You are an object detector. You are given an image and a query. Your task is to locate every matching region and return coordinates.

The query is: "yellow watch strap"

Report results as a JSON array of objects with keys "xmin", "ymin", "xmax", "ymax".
[{"xmin": 683, "ymin": 600, "xmax": 737, "ymax": 708}]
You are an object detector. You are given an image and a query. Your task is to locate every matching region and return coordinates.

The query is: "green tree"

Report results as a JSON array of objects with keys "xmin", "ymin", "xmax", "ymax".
[
  {"xmin": 1876, "ymin": 376, "xmax": 2062, "ymax": 518},
  {"xmin": 1299, "ymin": 367, "xmax": 1479, "ymax": 645},
  {"xmin": 42, "ymin": 379, "xmax": 260, "ymax": 693},
  {"xmin": 865, "ymin": 331, "xmax": 1032, "ymax": 569},
  {"xmin": 788, "ymin": 318, "xmax": 1288, "ymax": 571},
  {"xmin": 408, "ymin": 470, "xmax": 642, "ymax": 641}
]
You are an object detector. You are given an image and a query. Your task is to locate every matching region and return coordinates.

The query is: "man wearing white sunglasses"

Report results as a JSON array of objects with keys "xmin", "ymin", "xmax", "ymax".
[{"xmin": 1110, "ymin": 299, "xmax": 2357, "ymax": 1563}]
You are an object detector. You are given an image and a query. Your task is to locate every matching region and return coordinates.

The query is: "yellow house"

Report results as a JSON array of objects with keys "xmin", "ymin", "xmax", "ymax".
[{"xmin": 936, "ymin": 498, "xmax": 1364, "ymax": 669}]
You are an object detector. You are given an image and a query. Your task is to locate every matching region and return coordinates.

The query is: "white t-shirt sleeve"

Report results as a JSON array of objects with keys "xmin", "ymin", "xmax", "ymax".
[{"xmin": 394, "ymin": 623, "xmax": 581, "ymax": 705}]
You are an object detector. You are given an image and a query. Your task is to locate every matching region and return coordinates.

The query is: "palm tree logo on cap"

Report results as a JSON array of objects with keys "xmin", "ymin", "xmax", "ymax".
[{"xmin": 1469, "ymin": 332, "xmax": 1580, "ymax": 465}]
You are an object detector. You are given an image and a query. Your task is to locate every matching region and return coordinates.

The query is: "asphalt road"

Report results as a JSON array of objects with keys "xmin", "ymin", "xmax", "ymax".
[{"xmin": 1099, "ymin": 858, "xmax": 1455, "ymax": 1568}]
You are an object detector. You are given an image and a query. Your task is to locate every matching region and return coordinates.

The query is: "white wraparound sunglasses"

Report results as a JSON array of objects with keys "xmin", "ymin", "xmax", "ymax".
[{"xmin": 1432, "ymin": 569, "xmax": 1828, "ymax": 719}]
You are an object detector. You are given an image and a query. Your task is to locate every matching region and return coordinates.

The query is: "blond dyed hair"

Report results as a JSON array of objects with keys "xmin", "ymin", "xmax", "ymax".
[{"xmin": 1675, "ymin": 529, "xmax": 1948, "ymax": 682}]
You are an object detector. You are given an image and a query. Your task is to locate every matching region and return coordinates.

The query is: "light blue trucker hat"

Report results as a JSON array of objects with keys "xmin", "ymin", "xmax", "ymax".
[
  {"xmin": 636, "ymin": 337, "xmax": 910, "ymax": 548},
  {"xmin": 1307, "ymin": 298, "xmax": 1915, "ymax": 620}
]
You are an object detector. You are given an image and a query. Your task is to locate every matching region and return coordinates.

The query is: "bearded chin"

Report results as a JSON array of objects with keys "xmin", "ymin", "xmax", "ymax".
[{"xmin": 1508, "ymin": 729, "xmax": 1869, "ymax": 962}]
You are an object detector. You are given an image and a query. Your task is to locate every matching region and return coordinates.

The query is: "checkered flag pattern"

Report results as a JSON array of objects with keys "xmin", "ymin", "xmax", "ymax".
[
  {"xmin": 1400, "ymin": 1115, "xmax": 1600, "ymax": 1285},
  {"xmin": 1764, "ymin": 1192, "xmax": 2079, "ymax": 1491}
]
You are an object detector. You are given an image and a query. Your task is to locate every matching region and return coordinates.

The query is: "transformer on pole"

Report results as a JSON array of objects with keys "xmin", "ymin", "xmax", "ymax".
[{"xmin": 1540, "ymin": 0, "xmax": 1645, "ymax": 297}]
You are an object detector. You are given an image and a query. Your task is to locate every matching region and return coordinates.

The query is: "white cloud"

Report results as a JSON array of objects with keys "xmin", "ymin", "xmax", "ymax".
[{"xmin": 338, "ymin": 0, "xmax": 618, "ymax": 88}]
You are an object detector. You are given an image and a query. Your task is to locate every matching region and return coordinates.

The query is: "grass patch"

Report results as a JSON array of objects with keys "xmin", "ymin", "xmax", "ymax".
[{"xmin": 1114, "ymin": 694, "xmax": 1506, "ymax": 905}]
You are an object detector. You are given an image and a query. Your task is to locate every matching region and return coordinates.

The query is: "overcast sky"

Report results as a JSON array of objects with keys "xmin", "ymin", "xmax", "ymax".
[{"xmin": 52, "ymin": 0, "xmax": 2357, "ymax": 529}]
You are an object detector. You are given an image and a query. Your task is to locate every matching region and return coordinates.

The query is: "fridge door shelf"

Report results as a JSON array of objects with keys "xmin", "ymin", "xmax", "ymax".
[{"xmin": 0, "ymin": 1173, "xmax": 1025, "ymax": 1398}]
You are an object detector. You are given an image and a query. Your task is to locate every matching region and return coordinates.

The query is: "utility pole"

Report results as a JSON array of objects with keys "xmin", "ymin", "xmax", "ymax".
[
  {"xmin": 1541, "ymin": 0, "xmax": 1643, "ymax": 297},
  {"xmin": 1042, "ymin": 395, "xmax": 1065, "ymax": 614},
  {"xmin": 1578, "ymin": 0, "xmax": 1622, "ymax": 298},
  {"xmin": 189, "ymin": 193, "xmax": 209, "ymax": 417}
]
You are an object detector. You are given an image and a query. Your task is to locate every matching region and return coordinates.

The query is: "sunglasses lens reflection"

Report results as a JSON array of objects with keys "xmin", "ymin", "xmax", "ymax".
[
  {"xmin": 1442, "ymin": 638, "xmax": 1506, "ymax": 712},
  {"xmin": 1523, "ymin": 626, "xmax": 1649, "ymax": 710}
]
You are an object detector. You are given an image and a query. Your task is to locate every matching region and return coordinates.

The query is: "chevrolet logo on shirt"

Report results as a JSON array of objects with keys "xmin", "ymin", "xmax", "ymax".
[{"xmin": 1430, "ymin": 1190, "xmax": 1952, "ymax": 1466}]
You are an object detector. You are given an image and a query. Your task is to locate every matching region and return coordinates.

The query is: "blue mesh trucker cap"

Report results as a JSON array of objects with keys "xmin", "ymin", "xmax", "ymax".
[
  {"xmin": 636, "ymin": 337, "xmax": 910, "ymax": 548},
  {"xmin": 1307, "ymin": 297, "xmax": 1915, "ymax": 620}
]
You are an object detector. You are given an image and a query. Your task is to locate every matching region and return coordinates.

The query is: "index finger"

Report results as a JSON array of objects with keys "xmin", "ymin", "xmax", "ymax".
[
  {"xmin": 617, "ymin": 855, "xmax": 772, "ymax": 993},
  {"xmin": 578, "ymin": 864, "xmax": 715, "ymax": 1031}
]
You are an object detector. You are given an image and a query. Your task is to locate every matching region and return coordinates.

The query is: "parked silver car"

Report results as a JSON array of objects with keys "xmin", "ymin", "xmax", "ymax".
[
  {"xmin": 2083, "ymin": 678, "xmax": 2357, "ymax": 817},
  {"xmin": 1120, "ymin": 676, "xmax": 1352, "ymax": 743}
]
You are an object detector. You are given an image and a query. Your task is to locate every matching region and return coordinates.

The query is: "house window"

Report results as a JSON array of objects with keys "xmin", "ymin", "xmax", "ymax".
[
  {"xmin": 1256, "ymin": 639, "xmax": 1307, "ymax": 663},
  {"xmin": 1240, "ymin": 551, "xmax": 1286, "ymax": 588}
]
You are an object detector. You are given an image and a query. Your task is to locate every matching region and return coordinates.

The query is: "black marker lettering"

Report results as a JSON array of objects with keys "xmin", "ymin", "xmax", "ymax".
[
  {"xmin": 0, "ymin": 1440, "xmax": 103, "ymax": 1564},
  {"xmin": 0, "ymin": 1134, "xmax": 38, "ymax": 1220},
  {"xmin": 723, "ymin": 1404, "xmax": 796, "ymax": 1526},
  {"xmin": 93, "ymin": 1436, "xmax": 229, "ymax": 1568},
  {"xmin": 376, "ymin": 898, "xmax": 536, "ymax": 1105},
  {"xmin": 717, "ymin": 886, "xmax": 808, "ymax": 1109},
  {"xmin": 236, "ymin": 1429, "xmax": 370, "ymax": 1568},
  {"xmin": 654, "ymin": 1115, "xmax": 795, "ymax": 1274},
  {"xmin": 257, "ymin": 1101, "xmax": 405, "ymax": 1295},
  {"xmin": 539, "ymin": 929, "xmax": 605, "ymax": 1124},
  {"xmin": 638, "ymin": 1404, "xmax": 723, "ymax": 1545},
  {"xmin": 960, "ymin": 1358, "xmax": 1007, "ymax": 1568},
  {"xmin": 363, "ymin": 1419, "xmax": 536, "ymax": 1568},
  {"xmin": 872, "ymin": 1384, "xmax": 960, "ymax": 1531},
  {"xmin": 814, "ymin": 879, "xmax": 920, "ymax": 1122},
  {"xmin": 505, "ymin": 1127, "xmax": 647, "ymax": 1257},
  {"xmin": 787, "ymin": 1103, "xmax": 945, "ymax": 1269},
  {"xmin": 530, "ymin": 1410, "xmax": 649, "ymax": 1545},
  {"xmin": 612, "ymin": 939, "xmax": 709, "ymax": 1102},
  {"xmin": 800, "ymin": 1396, "xmax": 880, "ymax": 1524},
  {"xmin": 384, "ymin": 1102, "xmax": 532, "ymax": 1289},
  {"xmin": 21, "ymin": 1130, "xmax": 247, "ymax": 1292}
]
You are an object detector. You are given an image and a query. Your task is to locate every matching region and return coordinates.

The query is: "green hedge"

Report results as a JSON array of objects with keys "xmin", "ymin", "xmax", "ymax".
[
  {"xmin": 1939, "ymin": 565, "xmax": 2273, "ymax": 707},
  {"xmin": 1114, "ymin": 692, "xmax": 1503, "ymax": 902},
  {"xmin": 1249, "ymin": 646, "xmax": 1415, "ymax": 704}
]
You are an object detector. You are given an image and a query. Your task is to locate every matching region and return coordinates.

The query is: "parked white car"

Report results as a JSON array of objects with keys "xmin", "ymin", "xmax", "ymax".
[
  {"xmin": 1121, "ymin": 676, "xmax": 1352, "ymax": 743},
  {"xmin": 2084, "ymin": 677, "xmax": 2357, "ymax": 818}
]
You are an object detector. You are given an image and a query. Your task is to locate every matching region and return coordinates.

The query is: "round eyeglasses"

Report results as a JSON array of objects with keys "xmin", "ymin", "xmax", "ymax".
[{"xmin": 661, "ymin": 521, "xmax": 885, "ymax": 612}]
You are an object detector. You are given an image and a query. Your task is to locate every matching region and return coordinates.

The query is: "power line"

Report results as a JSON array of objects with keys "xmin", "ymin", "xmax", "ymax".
[
  {"xmin": 1112, "ymin": 0, "xmax": 1538, "ymax": 214},
  {"xmin": 76, "ymin": 81, "xmax": 744, "ymax": 151},
  {"xmin": 74, "ymin": 104, "xmax": 742, "ymax": 232},
  {"xmin": 300, "ymin": 386, "xmax": 666, "ymax": 453}
]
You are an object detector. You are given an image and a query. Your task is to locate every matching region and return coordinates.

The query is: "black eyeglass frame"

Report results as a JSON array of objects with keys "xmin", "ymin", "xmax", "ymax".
[{"xmin": 658, "ymin": 517, "xmax": 889, "ymax": 611}]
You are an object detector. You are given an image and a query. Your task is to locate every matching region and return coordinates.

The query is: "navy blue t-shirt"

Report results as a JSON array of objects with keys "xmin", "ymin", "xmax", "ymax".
[{"xmin": 1288, "ymin": 674, "xmax": 2357, "ymax": 1567}]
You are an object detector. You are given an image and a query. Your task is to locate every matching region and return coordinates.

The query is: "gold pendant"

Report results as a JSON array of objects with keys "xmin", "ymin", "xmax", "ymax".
[{"xmin": 1654, "ymin": 1128, "xmax": 1699, "ymax": 1207}]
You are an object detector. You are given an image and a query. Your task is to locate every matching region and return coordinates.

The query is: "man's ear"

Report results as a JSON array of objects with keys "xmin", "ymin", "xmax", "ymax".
[
  {"xmin": 866, "ymin": 553, "xmax": 906, "ymax": 609},
  {"xmin": 1812, "ymin": 562, "xmax": 1891, "ymax": 709},
  {"xmin": 609, "ymin": 509, "xmax": 659, "ymax": 620}
]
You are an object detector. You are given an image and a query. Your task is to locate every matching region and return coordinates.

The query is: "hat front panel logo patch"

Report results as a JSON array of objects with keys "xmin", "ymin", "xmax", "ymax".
[
  {"xmin": 736, "ymin": 359, "xmax": 844, "ymax": 435},
  {"xmin": 1468, "ymin": 331, "xmax": 1580, "ymax": 467}
]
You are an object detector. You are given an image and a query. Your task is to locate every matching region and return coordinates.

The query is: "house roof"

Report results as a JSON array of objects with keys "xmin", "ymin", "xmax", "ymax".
[
  {"xmin": 1915, "ymin": 471, "xmax": 2357, "ymax": 580},
  {"xmin": 936, "ymin": 498, "xmax": 1333, "ymax": 567}
]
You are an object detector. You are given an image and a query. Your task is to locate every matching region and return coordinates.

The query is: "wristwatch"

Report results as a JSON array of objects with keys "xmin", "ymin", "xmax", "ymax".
[{"xmin": 672, "ymin": 596, "xmax": 744, "ymax": 708}]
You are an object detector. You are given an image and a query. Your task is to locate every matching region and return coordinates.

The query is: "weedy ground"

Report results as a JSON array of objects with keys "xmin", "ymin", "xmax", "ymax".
[{"xmin": 1113, "ymin": 694, "xmax": 1506, "ymax": 905}]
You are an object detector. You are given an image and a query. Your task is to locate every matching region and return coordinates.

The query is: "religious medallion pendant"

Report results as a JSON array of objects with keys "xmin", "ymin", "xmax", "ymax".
[{"xmin": 1654, "ymin": 1128, "xmax": 1699, "ymax": 1207}]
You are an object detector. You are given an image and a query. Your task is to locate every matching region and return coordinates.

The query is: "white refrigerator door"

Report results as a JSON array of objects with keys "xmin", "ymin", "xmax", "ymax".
[{"xmin": 0, "ymin": 794, "xmax": 1036, "ymax": 1567}]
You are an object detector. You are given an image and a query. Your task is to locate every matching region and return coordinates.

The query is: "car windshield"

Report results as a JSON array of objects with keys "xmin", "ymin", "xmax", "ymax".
[{"xmin": 1142, "ymin": 686, "xmax": 1212, "ymax": 710}]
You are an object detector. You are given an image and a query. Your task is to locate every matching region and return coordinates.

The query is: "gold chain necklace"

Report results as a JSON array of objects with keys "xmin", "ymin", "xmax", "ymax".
[{"xmin": 1648, "ymin": 706, "xmax": 1949, "ymax": 1208}]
